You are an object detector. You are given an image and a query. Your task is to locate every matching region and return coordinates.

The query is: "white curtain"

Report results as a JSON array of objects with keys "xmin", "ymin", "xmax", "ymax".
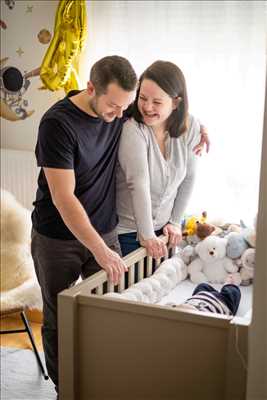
[{"xmin": 80, "ymin": 0, "xmax": 267, "ymax": 226}]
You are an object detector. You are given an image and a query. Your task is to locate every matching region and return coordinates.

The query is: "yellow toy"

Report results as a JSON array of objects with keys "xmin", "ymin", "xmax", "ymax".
[{"xmin": 182, "ymin": 211, "xmax": 207, "ymax": 237}]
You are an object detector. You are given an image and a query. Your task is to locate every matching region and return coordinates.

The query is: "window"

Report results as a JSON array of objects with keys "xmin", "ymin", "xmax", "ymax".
[{"xmin": 80, "ymin": 0, "xmax": 266, "ymax": 225}]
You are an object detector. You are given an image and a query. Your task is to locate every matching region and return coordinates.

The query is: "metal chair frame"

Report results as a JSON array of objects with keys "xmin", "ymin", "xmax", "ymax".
[{"xmin": 1, "ymin": 309, "xmax": 49, "ymax": 380}]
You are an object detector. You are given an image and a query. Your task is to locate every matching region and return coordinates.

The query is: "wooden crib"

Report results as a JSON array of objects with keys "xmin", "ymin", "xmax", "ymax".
[{"xmin": 58, "ymin": 238, "xmax": 249, "ymax": 400}]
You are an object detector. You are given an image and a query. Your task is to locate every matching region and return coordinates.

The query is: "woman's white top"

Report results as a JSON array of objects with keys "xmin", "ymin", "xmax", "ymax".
[{"xmin": 116, "ymin": 115, "xmax": 201, "ymax": 240}]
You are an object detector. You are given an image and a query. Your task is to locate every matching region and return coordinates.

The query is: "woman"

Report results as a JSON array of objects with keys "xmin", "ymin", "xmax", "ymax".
[{"xmin": 117, "ymin": 60, "xmax": 208, "ymax": 259}]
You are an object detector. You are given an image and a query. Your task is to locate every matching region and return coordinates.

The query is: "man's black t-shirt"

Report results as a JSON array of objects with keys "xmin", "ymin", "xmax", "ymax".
[{"xmin": 31, "ymin": 91, "xmax": 127, "ymax": 240}]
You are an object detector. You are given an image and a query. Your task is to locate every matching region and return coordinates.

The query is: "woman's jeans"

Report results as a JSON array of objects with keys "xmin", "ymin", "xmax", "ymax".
[{"xmin": 119, "ymin": 229, "xmax": 163, "ymax": 257}]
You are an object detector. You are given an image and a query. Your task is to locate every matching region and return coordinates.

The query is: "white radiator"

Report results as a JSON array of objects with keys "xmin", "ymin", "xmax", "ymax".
[{"xmin": 1, "ymin": 148, "xmax": 39, "ymax": 211}]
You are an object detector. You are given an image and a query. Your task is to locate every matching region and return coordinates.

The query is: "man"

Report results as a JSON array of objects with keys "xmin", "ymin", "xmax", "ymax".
[{"xmin": 31, "ymin": 56, "xmax": 137, "ymax": 391}]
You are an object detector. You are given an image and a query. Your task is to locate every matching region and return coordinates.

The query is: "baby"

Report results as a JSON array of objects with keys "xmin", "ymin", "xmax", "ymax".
[{"xmin": 168, "ymin": 275, "xmax": 241, "ymax": 316}]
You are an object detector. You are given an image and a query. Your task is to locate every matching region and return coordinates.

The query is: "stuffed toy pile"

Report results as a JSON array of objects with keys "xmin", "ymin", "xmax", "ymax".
[
  {"xmin": 104, "ymin": 212, "xmax": 256, "ymax": 304},
  {"xmin": 180, "ymin": 212, "xmax": 256, "ymax": 286},
  {"xmin": 0, "ymin": 189, "xmax": 42, "ymax": 312},
  {"xmin": 180, "ymin": 211, "xmax": 223, "ymax": 248}
]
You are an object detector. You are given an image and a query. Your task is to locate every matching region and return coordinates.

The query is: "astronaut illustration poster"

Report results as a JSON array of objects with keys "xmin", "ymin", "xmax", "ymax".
[{"xmin": 0, "ymin": 1, "xmax": 54, "ymax": 122}]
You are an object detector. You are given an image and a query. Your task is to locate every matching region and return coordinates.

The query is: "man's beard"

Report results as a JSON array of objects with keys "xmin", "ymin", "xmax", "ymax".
[{"xmin": 89, "ymin": 97, "xmax": 116, "ymax": 122}]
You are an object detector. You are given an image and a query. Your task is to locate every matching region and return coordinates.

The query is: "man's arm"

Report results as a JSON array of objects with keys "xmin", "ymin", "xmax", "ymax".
[
  {"xmin": 44, "ymin": 167, "xmax": 127, "ymax": 284},
  {"xmin": 193, "ymin": 124, "xmax": 210, "ymax": 155},
  {"xmin": 168, "ymin": 116, "xmax": 200, "ymax": 231}
]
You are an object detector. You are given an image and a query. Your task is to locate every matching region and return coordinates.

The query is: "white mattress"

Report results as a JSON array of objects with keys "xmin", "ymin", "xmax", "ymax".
[{"xmin": 157, "ymin": 279, "xmax": 253, "ymax": 317}]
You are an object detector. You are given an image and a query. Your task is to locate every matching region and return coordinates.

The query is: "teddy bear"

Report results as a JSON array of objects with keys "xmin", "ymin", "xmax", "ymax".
[
  {"xmin": 195, "ymin": 221, "xmax": 223, "ymax": 240},
  {"xmin": 195, "ymin": 221, "xmax": 215, "ymax": 239},
  {"xmin": 0, "ymin": 189, "xmax": 42, "ymax": 312},
  {"xmin": 187, "ymin": 235, "xmax": 241, "ymax": 285},
  {"xmin": 239, "ymin": 248, "xmax": 255, "ymax": 286}
]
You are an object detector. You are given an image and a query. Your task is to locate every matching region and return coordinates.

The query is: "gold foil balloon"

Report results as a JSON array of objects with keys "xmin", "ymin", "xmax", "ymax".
[{"xmin": 40, "ymin": 0, "xmax": 87, "ymax": 93}]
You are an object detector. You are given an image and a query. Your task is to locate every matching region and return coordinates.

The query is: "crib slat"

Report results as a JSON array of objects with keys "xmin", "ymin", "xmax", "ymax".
[
  {"xmin": 118, "ymin": 273, "xmax": 125, "ymax": 293},
  {"xmin": 147, "ymin": 256, "xmax": 153, "ymax": 276},
  {"xmin": 138, "ymin": 259, "xmax": 144, "ymax": 281},
  {"xmin": 96, "ymin": 285, "xmax": 103, "ymax": 295},
  {"xmin": 128, "ymin": 265, "xmax": 135, "ymax": 286},
  {"xmin": 155, "ymin": 258, "xmax": 161, "ymax": 268},
  {"xmin": 107, "ymin": 282, "xmax": 114, "ymax": 292}
]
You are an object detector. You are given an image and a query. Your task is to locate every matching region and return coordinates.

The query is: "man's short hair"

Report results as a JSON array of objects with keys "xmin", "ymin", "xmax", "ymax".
[{"xmin": 90, "ymin": 55, "xmax": 137, "ymax": 94}]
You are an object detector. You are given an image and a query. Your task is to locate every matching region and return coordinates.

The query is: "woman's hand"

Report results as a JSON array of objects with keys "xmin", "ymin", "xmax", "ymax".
[
  {"xmin": 163, "ymin": 224, "xmax": 182, "ymax": 247},
  {"xmin": 193, "ymin": 124, "xmax": 210, "ymax": 156},
  {"xmin": 139, "ymin": 236, "xmax": 168, "ymax": 259}
]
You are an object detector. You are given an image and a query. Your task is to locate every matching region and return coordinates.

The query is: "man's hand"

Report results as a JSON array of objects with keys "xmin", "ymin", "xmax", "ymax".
[
  {"xmin": 193, "ymin": 124, "xmax": 210, "ymax": 156},
  {"xmin": 139, "ymin": 236, "xmax": 168, "ymax": 259},
  {"xmin": 93, "ymin": 244, "xmax": 128, "ymax": 285},
  {"xmin": 163, "ymin": 224, "xmax": 182, "ymax": 247}
]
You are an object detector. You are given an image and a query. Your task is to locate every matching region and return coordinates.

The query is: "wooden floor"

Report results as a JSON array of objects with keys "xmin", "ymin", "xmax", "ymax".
[{"xmin": 1, "ymin": 312, "xmax": 43, "ymax": 351}]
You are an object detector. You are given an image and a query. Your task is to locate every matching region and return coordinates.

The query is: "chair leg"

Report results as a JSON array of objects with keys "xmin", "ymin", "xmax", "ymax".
[{"xmin": 20, "ymin": 311, "xmax": 49, "ymax": 380}]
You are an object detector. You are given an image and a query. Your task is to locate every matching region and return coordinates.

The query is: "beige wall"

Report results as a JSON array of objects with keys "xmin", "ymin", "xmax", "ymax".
[
  {"xmin": 246, "ymin": 61, "xmax": 267, "ymax": 400},
  {"xmin": 0, "ymin": 0, "xmax": 64, "ymax": 151}
]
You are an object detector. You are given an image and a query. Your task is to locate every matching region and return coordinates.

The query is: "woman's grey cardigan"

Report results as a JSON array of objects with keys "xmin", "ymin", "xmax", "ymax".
[{"xmin": 116, "ymin": 115, "xmax": 201, "ymax": 240}]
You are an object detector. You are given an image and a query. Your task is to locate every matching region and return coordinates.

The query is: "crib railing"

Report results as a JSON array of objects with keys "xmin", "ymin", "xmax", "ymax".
[
  {"xmin": 85, "ymin": 235, "xmax": 170, "ymax": 295},
  {"xmin": 61, "ymin": 235, "xmax": 171, "ymax": 299}
]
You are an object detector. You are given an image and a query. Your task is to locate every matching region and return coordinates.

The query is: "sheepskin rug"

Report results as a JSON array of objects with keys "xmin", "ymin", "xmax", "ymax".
[{"xmin": 1, "ymin": 189, "xmax": 42, "ymax": 311}]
